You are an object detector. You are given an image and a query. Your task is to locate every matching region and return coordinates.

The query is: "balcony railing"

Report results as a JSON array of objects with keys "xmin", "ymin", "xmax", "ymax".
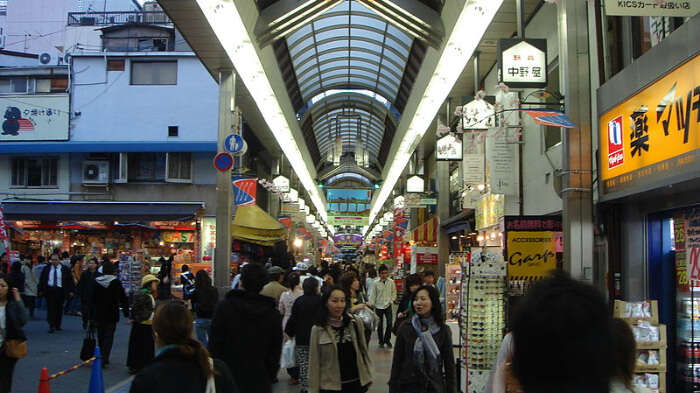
[{"xmin": 67, "ymin": 11, "xmax": 172, "ymax": 26}]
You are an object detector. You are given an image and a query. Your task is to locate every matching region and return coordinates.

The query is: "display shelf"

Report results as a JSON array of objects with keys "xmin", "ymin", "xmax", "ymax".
[
  {"xmin": 445, "ymin": 262, "xmax": 463, "ymax": 322},
  {"xmin": 636, "ymin": 349, "xmax": 667, "ymax": 372},
  {"xmin": 633, "ymin": 371, "xmax": 665, "ymax": 393}
]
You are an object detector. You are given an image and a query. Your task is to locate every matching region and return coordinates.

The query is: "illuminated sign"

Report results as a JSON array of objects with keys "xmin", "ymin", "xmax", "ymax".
[{"xmin": 498, "ymin": 39, "xmax": 547, "ymax": 88}]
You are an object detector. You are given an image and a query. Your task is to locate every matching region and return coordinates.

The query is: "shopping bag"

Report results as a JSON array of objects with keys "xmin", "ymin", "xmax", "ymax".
[
  {"xmin": 280, "ymin": 338, "xmax": 295, "ymax": 369},
  {"xmin": 80, "ymin": 325, "xmax": 96, "ymax": 361},
  {"xmin": 356, "ymin": 307, "xmax": 379, "ymax": 331}
]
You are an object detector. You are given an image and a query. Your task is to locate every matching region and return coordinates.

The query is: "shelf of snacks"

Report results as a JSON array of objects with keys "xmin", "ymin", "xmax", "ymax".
[{"xmin": 634, "ymin": 372, "xmax": 665, "ymax": 393}]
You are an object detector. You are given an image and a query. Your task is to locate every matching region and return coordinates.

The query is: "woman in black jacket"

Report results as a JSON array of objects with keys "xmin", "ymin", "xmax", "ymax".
[
  {"xmin": 93, "ymin": 262, "xmax": 130, "ymax": 367},
  {"xmin": 284, "ymin": 276, "xmax": 321, "ymax": 393},
  {"xmin": 129, "ymin": 300, "xmax": 238, "ymax": 393},
  {"xmin": 389, "ymin": 285, "xmax": 456, "ymax": 393},
  {"xmin": 0, "ymin": 273, "xmax": 29, "ymax": 393},
  {"xmin": 190, "ymin": 270, "xmax": 218, "ymax": 347},
  {"xmin": 78, "ymin": 257, "xmax": 99, "ymax": 330}
]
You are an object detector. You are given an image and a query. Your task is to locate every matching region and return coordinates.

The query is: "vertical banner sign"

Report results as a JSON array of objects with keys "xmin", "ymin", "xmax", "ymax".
[
  {"xmin": 463, "ymin": 131, "xmax": 485, "ymax": 185},
  {"xmin": 686, "ymin": 209, "xmax": 700, "ymax": 249},
  {"xmin": 506, "ymin": 232, "xmax": 556, "ymax": 279},
  {"xmin": 232, "ymin": 177, "xmax": 258, "ymax": 206}
]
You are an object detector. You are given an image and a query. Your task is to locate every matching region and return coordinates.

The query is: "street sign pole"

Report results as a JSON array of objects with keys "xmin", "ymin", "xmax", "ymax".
[{"xmin": 215, "ymin": 70, "xmax": 234, "ymax": 294}]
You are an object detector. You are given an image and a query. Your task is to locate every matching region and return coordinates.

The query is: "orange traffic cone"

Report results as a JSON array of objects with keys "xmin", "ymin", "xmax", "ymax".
[{"xmin": 37, "ymin": 367, "xmax": 50, "ymax": 393}]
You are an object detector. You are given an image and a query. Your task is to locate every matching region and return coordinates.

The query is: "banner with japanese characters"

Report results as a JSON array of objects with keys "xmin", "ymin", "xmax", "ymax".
[
  {"xmin": 599, "ymin": 54, "xmax": 700, "ymax": 195},
  {"xmin": 498, "ymin": 39, "xmax": 547, "ymax": 89},
  {"xmin": 0, "ymin": 95, "xmax": 69, "ymax": 141},
  {"xmin": 604, "ymin": 0, "xmax": 700, "ymax": 17}
]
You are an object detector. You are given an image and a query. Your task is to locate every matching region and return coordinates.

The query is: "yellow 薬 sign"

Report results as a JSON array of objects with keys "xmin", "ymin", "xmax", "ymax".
[
  {"xmin": 600, "ymin": 55, "xmax": 700, "ymax": 194},
  {"xmin": 506, "ymin": 231, "xmax": 556, "ymax": 279}
]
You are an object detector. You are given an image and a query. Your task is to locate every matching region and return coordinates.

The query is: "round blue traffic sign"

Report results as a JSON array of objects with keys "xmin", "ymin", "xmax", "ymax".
[
  {"xmin": 224, "ymin": 134, "xmax": 245, "ymax": 154},
  {"xmin": 214, "ymin": 152, "xmax": 234, "ymax": 172}
]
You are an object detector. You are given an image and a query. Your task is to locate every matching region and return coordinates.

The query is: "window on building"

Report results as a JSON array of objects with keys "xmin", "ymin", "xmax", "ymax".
[
  {"xmin": 107, "ymin": 59, "xmax": 125, "ymax": 71},
  {"xmin": 543, "ymin": 63, "xmax": 562, "ymax": 151},
  {"xmin": 130, "ymin": 61, "xmax": 177, "ymax": 85},
  {"xmin": 127, "ymin": 152, "xmax": 166, "ymax": 181},
  {"xmin": 0, "ymin": 78, "xmax": 28, "ymax": 94},
  {"xmin": 166, "ymin": 152, "xmax": 192, "ymax": 183},
  {"xmin": 11, "ymin": 157, "xmax": 58, "ymax": 187},
  {"xmin": 35, "ymin": 79, "xmax": 51, "ymax": 93},
  {"xmin": 168, "ymin": 126, "xmax": 178, "ymax": 137},
  {"xmin": 632, "ymin": 16, "xmax": 686, "ymax": 59}
]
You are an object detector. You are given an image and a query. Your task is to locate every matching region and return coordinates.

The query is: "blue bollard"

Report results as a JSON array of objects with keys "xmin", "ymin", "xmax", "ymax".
[{"xmin": 88, "ymin": 346, "xmax": 105, "ymax": 393}]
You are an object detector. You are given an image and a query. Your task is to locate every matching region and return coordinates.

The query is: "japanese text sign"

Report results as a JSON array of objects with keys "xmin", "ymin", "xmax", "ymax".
[
  {"xmin": 498, "ymin": 39, "xmax": 547, "ymax": 88},
  {"xmin": 0, "ymin": 95, "xmax": 69, "ymax": 141},
  {"xmin": 506, "ymin": 231, "xmax": 557, "ymax": 279},
  {"xmin": 600, "ymin": 55, "xmax": 700, "ymax": 195},
  {"xmin": 604, "ymin": 0, "xmax": 700, "ymax": 17}
]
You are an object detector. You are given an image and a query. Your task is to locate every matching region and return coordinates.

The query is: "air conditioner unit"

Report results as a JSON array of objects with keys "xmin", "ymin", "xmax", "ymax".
[
  {"xmin": 82, "ymin": 160, "xmax": 110, "ymax": 184},
  {"xmin": 38, "ymin": 52, "xmax": 52, "ymax": 65}
]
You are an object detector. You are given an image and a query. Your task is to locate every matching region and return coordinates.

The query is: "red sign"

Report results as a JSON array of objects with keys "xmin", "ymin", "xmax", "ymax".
[
  {"xmin": 417, "ymin": 252, "xmax": 439, "ymax": 265},
  {"xmin": 689, "ymin": 248, "xmax": 700, "ymax": 281},
  {"xmin": 213, "ymin": 152, "xmax": 234, "ymax": 172},
  {"xmin": 607, "ymin": 115, "xmax": 625, "ymax": 169}
]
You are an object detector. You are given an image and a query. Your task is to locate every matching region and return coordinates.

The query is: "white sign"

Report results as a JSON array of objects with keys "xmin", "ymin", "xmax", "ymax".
[
  {"xmin": 604, "ymin": 0, "xmax": 700, "ymax": 16},
  {"xmin": 436, "ymin": 133, "xmax": 463, "ymax": 161},
  {"xmin": 283, "ymin": 187, "xmax": 299, "ymax": 203},
  {"xmin": 0, "ymin": 95, "xmax": 69, "ymax": 141},
  {"xmin": 273, "ymin": 175, "xmax": 290, "ymax": 193},
  {"xmin": 463, "ymin": 131, "xmax": 485, "ymax": 185},
  {"xmin": 406, "ymin": 175, "xmax": 425, "ymax": 193},
  {"xmin": 462, "ymin": 98, "xmax": 495, "ymax": 130},
  {"xmin": 499, "ymin": 39, "xmax": 547, "ymax": 88},
  {"xmin": 487, "ymin": 131, "xmax": 516, "ymax": 195}
]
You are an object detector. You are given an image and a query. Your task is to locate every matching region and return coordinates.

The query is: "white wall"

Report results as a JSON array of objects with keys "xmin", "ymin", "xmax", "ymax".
[
  {"xmin": 70, "ymin": 54, "xmax": 218, "ymax": 142},
  {"xmin": 0, "ymin": 154, "xmax": 71, "ymax": 200},
  {"xmin": 482, "ymin": 3, "xmax": 563, "ymax": 216}
]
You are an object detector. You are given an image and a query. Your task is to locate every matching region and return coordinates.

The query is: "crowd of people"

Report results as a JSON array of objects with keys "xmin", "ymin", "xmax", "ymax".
[{"xmin": 0, "ymin": 252, "xmax": 652, "ymax": 393}]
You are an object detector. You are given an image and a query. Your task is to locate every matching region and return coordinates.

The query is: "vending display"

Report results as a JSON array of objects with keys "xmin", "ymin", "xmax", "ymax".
[{"xmin": 446, "ymin": 252, "xmax": 467, "ymax": 322}]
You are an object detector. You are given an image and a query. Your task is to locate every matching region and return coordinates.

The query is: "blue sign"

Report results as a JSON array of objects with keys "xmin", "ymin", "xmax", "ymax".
[
  {"xmin": 213, "ymin": 152, "xmax": 233, "ymax": 172},
  {"xmin": 224, "ymin": 134, "xmax": 245, "ymax": 154}
]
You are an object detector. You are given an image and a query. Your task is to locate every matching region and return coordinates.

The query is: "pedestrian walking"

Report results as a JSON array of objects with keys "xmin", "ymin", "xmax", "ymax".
[
  {"xmin": 20, "ymin": 256, "xmax": 37, "ymax": 319},
  {"xmin": 179, "ymin": 264, "xmax": 195, "ymax": 302},
  {"xmin": 64, "ymin": 256, "xmax": 83, "ymax": 316},
  {"xmin": 260, "ymin": 266, "xmax": 288, "ymax": 305},
  {"xmin": 129, "ymin": 300, "xmax": 239, "ymax": 393},
  {"xmin": 339, "ymin": 272, "xmax": 372, "ymax": 344},
  {"xmin": 156, "ymin": 256, "xmax": 173, "ymax": 300},
  {"xmin": 6, "ymin": 262, "xmax": 24, "ymax": 301},
  {"xmin": 279, "ymin": 272, "xmax": 303, "ymax": 331},
  {"xmin": 210, "ymin": 263, "xmax": 283, "ymax": 393},
  {"xmin": 364, "ymin": 267, "xmax": 377, "ymax": 299},
  {"xmin": 93, "ymin": 262, "xmax": 130, "ymax": 368},
  {"xmin": 389, "ymin": 285, "xmax": 456, "ymax": 393},
  {"xmin": 0, "ymin": 273, "xmax": 28, "ymax": 393},
  {"xmin": 190, "ymin": 270, "xmax": 218, "ymax": 347},
  {"xmin": 368, "ymin": 265, "xmax": 396, "ymax": 348},
  {"xmin": 127, "ymin": 274, "xmax": 159, "ymax": 374},
  {"xmin": 308, "ymin": 286, "xmax": 372, "ymax": 393},
  {"xmin": 32, "ymin": 256, "xmax": 47, "ymax": 311},
  {"xmin": 285, "ymin": 277, "xmax": 322, "ymax": 391},
  {"xmin": 395, "ymin": 274, "xmax": 422, "ymax": 322},
  {"xmin": 38, "ymin": 253, "xmax": 75, "ymax": 333},
  {"xmin": 78, "ymin": 257, "xmax": 99, "ymax": 329}
]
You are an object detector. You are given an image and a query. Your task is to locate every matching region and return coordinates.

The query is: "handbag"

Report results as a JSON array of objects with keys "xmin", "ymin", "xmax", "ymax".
[
  {"xmin": 80, "ymin": 324, "xmax": 96, "ymax": 361},
  {"xmin": 280, "ymin": 337, "xmax": 296, "ymax": 369},
  {"xmin": 355, "ymin": 307, "xmax": 379, "ymax": 331},
  {"xmin": 4, "ymin": 339, "xmax": 27, "ymax": 359}
]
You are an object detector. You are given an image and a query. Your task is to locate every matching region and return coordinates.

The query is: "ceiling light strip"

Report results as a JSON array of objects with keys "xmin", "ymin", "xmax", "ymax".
[{"xmin": 366, "ymin": 0, "xmax": 503, "ymax": 232}]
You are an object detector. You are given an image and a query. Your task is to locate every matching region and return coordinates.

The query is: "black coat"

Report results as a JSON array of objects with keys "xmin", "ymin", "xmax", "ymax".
[
  {"xmin": 77, "ymin": 270, "xmax": 98, "ymax": 302},
  {"xmin": 210, "ymin": 289, "xmax": 283, "ymax": 393},
  {"xmin": 129, "ymin": 346, "xmax": 239, "ymax": 393},
  {"xmin": 93, "ymin": 275, "xmax": 129, "ymax": 324},
  {"xmin": 389, "ymin": 319, "xmax": 457, "ymax": 393},
  {"xmin": 2, "ymin": 299, "xmax": 28, "ymax": 340},
  {"xmin": 190, "ymin": 286, "xmax": 218, "ymax": 319},
  {"xmin": 284, "ymin": 294, "xmax": 322, "ymax": 346},
  {"xmin": 38, "ymin": 264, "xmax": 75, "ymax": 295}
]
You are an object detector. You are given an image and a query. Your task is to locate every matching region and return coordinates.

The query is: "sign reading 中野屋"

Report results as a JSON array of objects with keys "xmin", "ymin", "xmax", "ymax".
[
  {"xmin": 599, "ymin": 55, "xmax": 700, "ymax": 196},
  {"xmin": 498, "ymin": 39, "xmax": 547, "ymax": 89},
  {"xmin": 0, "ymin": 95, "xmax": 69, "ymax": 141},
  {"xmin": 326, "ymin": 188, "xmax": 371, "ymax": 226},
  {"xmin": 224, "ymin": 134, "xmax": 246, "ymax": 154},
  {"xmin": 603, "ymin": 0, "xmax": 700, "ymax": 17}
]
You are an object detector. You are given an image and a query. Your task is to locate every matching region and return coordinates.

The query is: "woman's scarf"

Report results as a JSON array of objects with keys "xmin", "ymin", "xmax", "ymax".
[{"xmin": 411, "ymin": 314, "xmax": 442, "ymax": 380}]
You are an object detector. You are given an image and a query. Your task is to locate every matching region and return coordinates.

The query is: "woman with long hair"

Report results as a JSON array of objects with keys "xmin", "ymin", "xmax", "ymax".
[
  {"xmin": 308, "ymin": 286, "xmax": 372, "ymax": 393},
  {"xmin": 389, "ymin": 285, "xmax": 456, "ymax": 393},
  {"xmin": 0, "ymin": 273, "xmax": 28, "ymax": 393},
  {"xmin": 127, "ymin": 275, "xmax": 159, "ymax": 374},
  {"xmin": 190, "ymin": 270, "xmax": 218, "ymax": 347},
  {"xmin": 279, "ymin": 272, "xmax": 303, "ymax": 384},
  {"xmin": 129, "ymin": 300, "xmax": 238, "ymax": 393},
  {"xmin": 156, "ymin": 256, "xmax": 173, "ymax": 300},
  {"xmin": 285, "ymin": 276, "xmax": 322, "ymax": 390},
  {"xmin": 339, "ymin": 272, "xmax": 372, "ymax": 344}
]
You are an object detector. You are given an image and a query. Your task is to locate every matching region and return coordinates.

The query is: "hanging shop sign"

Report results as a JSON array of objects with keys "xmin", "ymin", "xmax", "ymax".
[
  {"xmin": 600, "ymin": 55, "xmax": 700, "ymax": 196},
  {"xmin": 334, "ymin": 234, "xmax": 363, "ymax": 247},
  {"xmin": 326, "ymin": 188, "xmax": 371, "ymax": 226},
  {"xmin": 461, "ymin": 97, "xmax": 495, "ymax": 130},
  {"xmin": 506, "ymin": 231, "xmax": 557, "ymax": 279},
  {"xmin": 0, "ymin": 95, "xmax": 69, "ymax": 141},
  {"xmin": 272, "ymin": 175, "xmax": 290, "ymax": 193},
  {"xmin": 199, "ymin": 217, "xmax": 215, "ymax": 263},
  {"xmin": 503, "ymin": 216, "xmax": 562, "ymax": 232},
  {"xmin": 232, "ymin": 176, "xmax": 257, "ymax": 206},
  {"xmin": 475, "ymin": 194, "xmax": 505, "ymax": 230},
  {"xmin": 498, "ymin": 39, "xmax": 547, "ymax": 89},
  {"xmin": 436, "ymin": 133, "xmax": 463, "ymax": 161},
  {"xmin": 404, "ymin": 193, "xmax": 437, "ymax": 208},
  {"xmin": 486, "ymin": 129, "xmax": 517, "ymax": 195},
  {"xmin": 603, "ymin": 0, "xmax": 700, "ymax": 17},
  {"xmin": 463, "ymin": 131, "xmax": 485, "ymax": 185},
  {"xmin": 406, "ymin": 175, "xmax": 425, "ymax": 193},
  {"xmin": 282, "ymin": 188, "xmax": 299, "ymax": 203},
  {"xmin": 685, "ymin": 208, "xmax": 700, "ymax": 249},
  {"xmin": 413, "ymin": 246, "xmax": 439, "ymax": 265}
]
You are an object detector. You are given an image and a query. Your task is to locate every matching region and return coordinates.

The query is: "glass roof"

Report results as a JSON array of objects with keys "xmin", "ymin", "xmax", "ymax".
[{"xmin": 285, "ymin": 0, "xmax": 413, "ymax": 164}]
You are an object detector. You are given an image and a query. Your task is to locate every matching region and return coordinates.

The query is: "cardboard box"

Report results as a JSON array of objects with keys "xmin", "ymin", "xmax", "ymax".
[
  {"xmin": 614, "ymin": 300, "xmax": 659, "ymax": 324},
  {"xmin": 636, "ymin": 349, "xmax": 667, "ymax": 372},
  {"xmin": 636, "ymin": 324, "xmax": 668, "ymax": 349}
]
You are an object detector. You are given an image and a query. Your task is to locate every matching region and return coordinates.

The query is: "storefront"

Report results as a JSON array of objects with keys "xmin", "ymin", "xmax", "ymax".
[{"xmin": 598, "ymin": 16, "xmax": 699, "ymax": 393}]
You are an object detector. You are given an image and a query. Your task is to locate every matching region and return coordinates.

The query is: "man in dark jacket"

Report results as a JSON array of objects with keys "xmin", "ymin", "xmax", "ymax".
[
  {"xmin": 210, "ymin": 263, "xmax": 283, "ymax": 393},
  {"xmin": 38, "ymin": 253, "xmax": 75, "ymax": 333},
  {"xmin": 93, "ymin": 262, "xmax": 130, "ymax": 367},
  {"xmin": 77, "ymin": 257, "xmax": 99, "ymax": 329}
]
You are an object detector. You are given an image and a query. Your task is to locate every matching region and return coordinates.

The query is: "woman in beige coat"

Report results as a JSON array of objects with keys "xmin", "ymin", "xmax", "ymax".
[{"xmin": 308, "ymin": 286, "xmax": 372, "ymax": 393}]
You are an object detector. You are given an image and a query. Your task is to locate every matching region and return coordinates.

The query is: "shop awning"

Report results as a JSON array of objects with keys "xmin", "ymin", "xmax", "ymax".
[
  {"xmin": 0, "ymin": 141, "xmax": 217, "ymax": 153},
  {"xmin": 444, "ymin": 221, "xmax": 471, "ymax": 234},
  {"xmin": 1, "ymin": 201, "xmax": 205, "ymax": 221},
  {"xmin": 231, "ymin": 204, "xmax": 286, "ymax": 247}
]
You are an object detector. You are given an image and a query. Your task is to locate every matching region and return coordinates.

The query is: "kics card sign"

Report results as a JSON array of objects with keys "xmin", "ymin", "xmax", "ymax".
[{"xmin": 600, "ymin": 55, "xmax": 700, "ymax": 196}]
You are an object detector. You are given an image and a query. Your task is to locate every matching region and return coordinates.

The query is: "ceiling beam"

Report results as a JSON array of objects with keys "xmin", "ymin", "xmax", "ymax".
[
  {"xmin": 356, "ymin": 0, "xmax": 444, "ymax": 49},
  {"xmin": 254, "ymin": 0, "xmax": 343, "ymax": 48}
]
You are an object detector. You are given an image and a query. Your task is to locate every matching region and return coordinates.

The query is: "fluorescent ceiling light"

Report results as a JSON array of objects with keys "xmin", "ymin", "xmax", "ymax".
[
  {"xmin": 368, "ymin": 0, "xmax": 503, "ymax": 224},
  {"xmin": 196, "ymin": 0, "xmax": 328, "ymax": 222}
]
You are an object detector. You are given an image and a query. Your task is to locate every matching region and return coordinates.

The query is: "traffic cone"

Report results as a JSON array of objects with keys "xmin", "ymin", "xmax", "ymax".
[
  {"xmin": 37, "ymin": 367, "xmax": 50, "ymax": 393},
  {"xmin": 88, "ymin": 346, "xmax": 104, "ymax": 393}
]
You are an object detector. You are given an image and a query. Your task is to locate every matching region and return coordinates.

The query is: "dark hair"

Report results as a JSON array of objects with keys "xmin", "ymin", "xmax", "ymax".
[
  {"xmin": 612, "ymin": 318, "xmax": 636, "ymax": 389},
  {"xmin": 181, "ymin": 264, "xmax": 189, "ymax": 272},
  {"xmin": 61, "ymin": 251, "xmax": 70, "ymax": 259},
  {"xmin": 378, "ymin": 265, "xmax": 388, "ymax": 273},
  {"xmin": 10, "ymin": 261, "xmax": 22, "ymax": 273},
  {"xmin": 315, "ymin": 285, "xmax": 349, "ymax": 327},
  {"xmin": 153, "ymin": 301, "xmax": 216, "ymax": 377},
  {"xmin": 404, "ymin": 273, "xmax": 422, "ymax": 293},
  {"xmin": 102, "ymin": 261, "xmax": 115, "ymax": 275},
  {"xmin": 422, "ymin": 270, "xmax": 435, "ymax": 278},
  {"xmin": 510, "ymin": 272, "xmax": 613, "ymax": 393},
  {"xmin": 320, "ymin": 261, "xmax": 329, "ymax": 270},
  {"xmin": 286, "ymin": 272, "xmax": 301, "ymax": 289},
  {"xmin": 308, "ymin": 266, "xmax": 319, "ymax": 277},
  {"xmin": 339, "ymin": 272, "xmax": 358, "ymax": 295},
  {"xmin": 88, "ymin": 257, "xmax": 98, "ymax": 264},
  {"xmin": 270, "ymin": 271, "xmax": 282, "ymax": 282},
  {"xmin": 37, "ymin": 255, "xmax": 45, "ymax": 264},
  {"xmin": 195, "ymin": 269, "xmax": 213, "ymax": 291},
  {"xmin": 411, "ymin": 285, "xmax": 443, "ymax": 325},
  {"xmin": 241, "ymin": 263, "xmax": 269, "ymax": 293},
  {"xmin": 302, "ymin": 276, "xmax": 319, "ymax": 295},
  {"xmin": 0, "ymin": 273, "xmax": 9, "ymax": 297},
  {"xmin": 367, "ymin": 267, "xmax": 377, "ymax": 278}
]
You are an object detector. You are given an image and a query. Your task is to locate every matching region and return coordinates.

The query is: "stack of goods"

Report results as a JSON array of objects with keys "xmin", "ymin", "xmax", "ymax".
[
  {"xmin": 445, "ymin": 258, "xmax": 464, "ymax": 322},
  {"xmin": 678, "ymin": 297, "xmax": 700, "ymax": 388},
  {"xmin": 614, "ymin": 300, "xmax": 667, "ymax": 393}
]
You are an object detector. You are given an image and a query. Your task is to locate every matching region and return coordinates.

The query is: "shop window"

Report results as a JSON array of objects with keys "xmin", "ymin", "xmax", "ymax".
[
  {"xmin": 10, "ymin": 157, "xmax": 58, "ymax": 187},
  {"xmin": 130, "ymin": 61, "xmax": 177, "ymax": 85},
  {"xmin": 127, "ymin": 152, "xmax": 166, "ymax": 182},
  {"xmin": 543, "ymin": 63, "xmax": 562, "ymax": 151},
  {"xmin": 632, "ymin": 16, "xmax": 686, "ymax": 59},
  {"xmin": 166, "ymin": 152, "xmax": 192, "ymax": 183},
  {"xmin": 107, "ymin": 59, "xmax": 125, "ymax": 71},
  {"xmin": 35, "ymin": 79, "xmax": 51, "ymax": 93}
]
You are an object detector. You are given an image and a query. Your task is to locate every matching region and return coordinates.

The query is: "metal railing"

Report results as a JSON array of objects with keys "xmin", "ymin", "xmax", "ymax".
[{"xmin": 67, "ymin": 11, "xmax": 172, "ymax": 26}]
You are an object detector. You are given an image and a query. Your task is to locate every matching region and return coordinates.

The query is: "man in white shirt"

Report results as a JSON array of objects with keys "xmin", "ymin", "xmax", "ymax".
[
  {"xmin": 368, "ymin": 265, "xmax": 396, "ymax": 348},
  {"xmin": 38, "ymin": 253, "xmax": 75, "ymax": 333}
]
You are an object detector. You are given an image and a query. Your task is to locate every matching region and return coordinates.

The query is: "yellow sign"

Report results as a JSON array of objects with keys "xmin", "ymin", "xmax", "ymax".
[
  {"xmin": 475, "ymin": 193, "xmax": 504, "ymax": 229},
  {"xmin": 600, "ymin": 55, "xmax": 700, "ymax": 194},
  {"xmin": 506, "ymin": 231, "xmax": 556, "ymax": 279}
]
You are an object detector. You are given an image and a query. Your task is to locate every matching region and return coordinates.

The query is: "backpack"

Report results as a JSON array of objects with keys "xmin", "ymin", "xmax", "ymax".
[{"xmin": 181, "ymin": 272, "xmax": 195, "ymax": 299}]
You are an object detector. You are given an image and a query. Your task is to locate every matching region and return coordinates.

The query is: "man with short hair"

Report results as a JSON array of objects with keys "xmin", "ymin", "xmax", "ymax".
[
  {"xmin": 38, "ymin": 253, "xmax": 75, "ymax": 333},
  {"xmin": 211, "ymin": 263, "xmax": 283, "ymax": 393},
  {"xmin": 260, "ymin": 266, "xmax": 287, "ymax": 304},
  {"xmin": 369, "ymin": 264, "xmax": 396, "ymax": 348}
]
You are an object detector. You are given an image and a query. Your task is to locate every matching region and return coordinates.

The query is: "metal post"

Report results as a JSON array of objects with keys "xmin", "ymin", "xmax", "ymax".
[
  {"xmin": 558, "ymin": 0, "xmax": 594, "ymax": 281},
  {"xmin": 516, "ymin": 0, "xmax": 526, "ymax": 39},
  {"xmin": 214, "ymin": 70, "xmax": 235, "ymax": 293}
]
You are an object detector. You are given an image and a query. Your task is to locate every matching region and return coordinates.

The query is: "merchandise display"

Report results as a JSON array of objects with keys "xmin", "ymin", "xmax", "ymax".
[{"xmin": 445, "ymin": 259, "xmax": 464, "ymax": 322}]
